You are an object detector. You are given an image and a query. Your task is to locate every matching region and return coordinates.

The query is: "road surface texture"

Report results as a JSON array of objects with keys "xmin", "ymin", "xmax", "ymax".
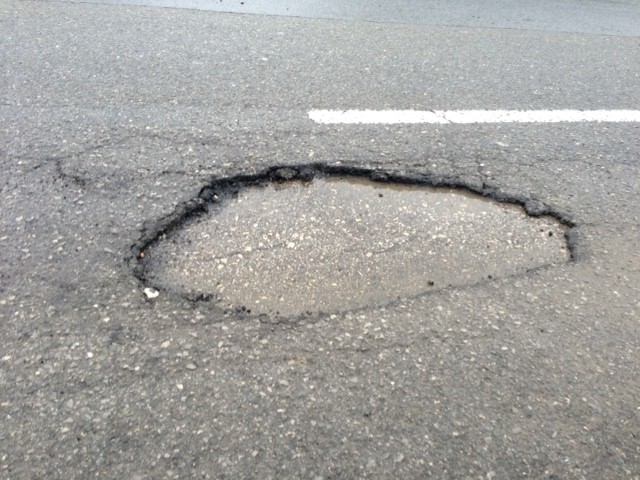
[{"xmin": 1, "ymin": 0, "xmax": 639, "ymax": 478}]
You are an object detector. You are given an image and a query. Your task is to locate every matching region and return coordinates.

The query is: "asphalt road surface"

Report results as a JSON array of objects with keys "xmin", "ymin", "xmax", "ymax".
[{"xmin": 1, "ymin": 0, "xmax": 640, "ymax": 478}]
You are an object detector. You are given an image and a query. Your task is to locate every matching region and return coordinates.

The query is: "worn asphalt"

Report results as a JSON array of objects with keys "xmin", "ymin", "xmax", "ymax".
[{"xmin": 1, "ymin": 1, "xmax": 639, "ymax": 478}]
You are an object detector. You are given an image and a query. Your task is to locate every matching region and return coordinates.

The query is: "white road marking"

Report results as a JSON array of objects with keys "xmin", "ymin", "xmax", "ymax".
[{"xmin": 308, "ymin": 109, "xmax": 640, "ymax": 124}]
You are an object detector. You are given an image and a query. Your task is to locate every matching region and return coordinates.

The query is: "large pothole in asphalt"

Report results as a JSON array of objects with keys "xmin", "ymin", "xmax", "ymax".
[{"xmin": 135, "ymin": 165, "xmax": 572, "ymax": 317}]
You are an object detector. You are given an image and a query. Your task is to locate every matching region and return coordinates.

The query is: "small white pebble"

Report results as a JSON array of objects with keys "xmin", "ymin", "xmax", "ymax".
[{"xmin": 144, "ymin": 287, "xmax": 159, "ymax": 299}]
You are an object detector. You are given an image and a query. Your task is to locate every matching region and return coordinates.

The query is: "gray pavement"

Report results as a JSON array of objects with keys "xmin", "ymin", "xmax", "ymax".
[
  {"xmin": 1, "ymin": 1, "xmax": 639, "ymax": 479},
  {"xmin": 76, "ymin": 0, "xmax": 640, "ymax": 36}
]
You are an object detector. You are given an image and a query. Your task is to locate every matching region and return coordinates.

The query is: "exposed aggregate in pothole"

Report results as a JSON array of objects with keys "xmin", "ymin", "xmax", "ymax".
[{"xmin": 134, "ymin": 165, "xmax": 573, "ymax": 318}]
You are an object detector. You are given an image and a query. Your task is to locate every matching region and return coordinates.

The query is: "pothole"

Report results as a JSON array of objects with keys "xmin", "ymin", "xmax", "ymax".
[{"xmin": 135, "ymin": 165, "xmax": 572, "ymax": 317}]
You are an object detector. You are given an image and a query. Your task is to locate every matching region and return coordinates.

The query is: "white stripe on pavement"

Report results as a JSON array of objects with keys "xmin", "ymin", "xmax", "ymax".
[{"xmin": 308, "ymin": 109, "xmax": 640, "ymax": 124}]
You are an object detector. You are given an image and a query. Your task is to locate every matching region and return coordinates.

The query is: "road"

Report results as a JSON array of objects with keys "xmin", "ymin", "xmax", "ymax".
[{"xmin": 1, "ymin": 0, "xmax": 639, "ymax": 478}]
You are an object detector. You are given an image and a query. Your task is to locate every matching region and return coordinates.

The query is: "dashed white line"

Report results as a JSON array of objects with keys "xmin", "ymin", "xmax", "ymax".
[{"xmin": 308, "ymin": 109, "xmax": 640, "ymax": 125}]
